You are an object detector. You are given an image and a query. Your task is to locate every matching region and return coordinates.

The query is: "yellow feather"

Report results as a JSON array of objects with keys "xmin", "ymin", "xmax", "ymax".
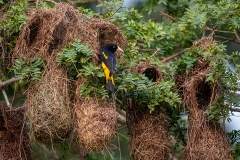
[
  {"xmin": 102, "ymin": 52, "xmax": 108, "ymax": 59},
  {"xmin": 101, "ymin": 62, "xmax": 114, "ymax": 85}
]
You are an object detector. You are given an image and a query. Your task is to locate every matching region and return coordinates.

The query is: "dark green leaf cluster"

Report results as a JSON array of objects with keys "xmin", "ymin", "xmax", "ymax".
[
  {"xmin": 97, "ymin": 0, "xmax": 122, "ymax": 15},
  {"xmin": 57, "ymin": 38, "xmax": 94, "ymax": 77},
  {"xmin": 0, "ymin": 0, "xmax": 29, "ymax": 78},
  {"xmin": 169, "ymin": 47, "xmax": 200, "ymax": 75},
  {"xmin": 10, "ymin": 58, "xmax": 45, "ymax": 82},
  {"xmin": 78, "ymin": 7, "xmax": 100, "ymax": 18},
  {"xmin": 57, "ymin": 38, "xmax": 108, "ymax": 100},
  {"xmin": 0, "ymin": 0, "xmax": 28, "ymax": 37},
  {"xmin": 206, "ymin": 48, "xmax": 240, "ymax": 121},
  {"xmin": 117, "ymin": 72, "xmax": 181, "ymax": 113},
  {"xmin": 142, "ymin": 0, "xmax": 167, "ymax": 15},
  {"xmin": 78, "ymin": 63, "xmax": 109, "ymax": 100},
  {"xmin": 227, "ymin": 130, "xmax": 240, "ymax": 159}
]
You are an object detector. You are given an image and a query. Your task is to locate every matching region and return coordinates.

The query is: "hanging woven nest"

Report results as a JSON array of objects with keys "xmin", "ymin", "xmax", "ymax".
[
  {"xmin": 24, "ymin": 61, "xmax": 72, "ymax": 144},
  {"xmin": 126, "ymin": 68, "xmax": 170, "ymax": 159},
  {"xmin": 130, "ymin": 61, "xmax": 162, "ymax": 82},
  {"xmin": 175, "ymin": 37, "xmax": 232, "ymax": 159},
  {"xmin": 12, "ymin": 3, "xmax": 96, "ymax": 64},
  {"xmin": 182, "ymin": 68, "xmax": 232, "ymax": 160},
  {"xmin": 12, "ymin": 3, "xmax": 127, "ymax": 65},
  {"xmin": 74, "ymin": 77, "xmax": 117, "ymax": 151},
  {"xmin": 0, "ymin": 105, "xmax": 31, "ymax": 160},
  {"xmin": 127, "ymin": 107, "xmax": 170, "ymax": 160}
]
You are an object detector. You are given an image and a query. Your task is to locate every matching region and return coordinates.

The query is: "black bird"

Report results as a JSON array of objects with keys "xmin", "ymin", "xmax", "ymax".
[{"xmin": 98, "ymin": 43, "xmax": 124, "ymax": 93}]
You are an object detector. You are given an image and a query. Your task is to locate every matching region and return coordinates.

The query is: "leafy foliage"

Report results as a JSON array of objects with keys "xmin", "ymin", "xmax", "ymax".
[
  {"xmin": 10, "ymin": 58, "xmax": 45, "ymax": 82},
  {"xmin": 117, "ymin": 72, "xmax": 181, "ymax": 113},
  {"xmin": 0, "ymin": 0, "xmax": 29, "ymax": 77},
  {"xmin": 57, "ymin": 38, "xmax": 94, "ymax": 77},
  {"xmin": 57, "ymin": 38, "xmax": 108, "ymax": 100},
  {"xmin": 227, "ymin": 130, "xmax": 240, "ymax": 159},
  {"xmin": 142, "ymin": 0, "xmax": 167, "ymax": 15},
  {"xmin": 0, "ymin": 0, "xmax": 28, "ymax": 37},
  {"xmin": 78, "ymin": 62, "xmax": 109, "ymax": 100},
  {"xmin": 2, "ymin": 0, "xmax": 240, "ymax": 159}
]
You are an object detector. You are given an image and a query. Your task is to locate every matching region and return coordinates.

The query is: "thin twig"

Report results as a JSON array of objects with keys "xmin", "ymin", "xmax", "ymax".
[
  {"xmin": 108, "ymin": 6, "xmax": 124, "ymax": 20},
  {"xmin": 160, "ymin": 11, "xmax": 177, "ymax": 21},
  {"xmin": 0, "ymin": 77, "xmax": 19, "ymax": 89},
  {"xmin": 117, "ymin": 112, "xmax": 126, "ymax": 122},
  {"xmin": 204, "ymin": 26, "xmax": 234, "ymax": 34},
  {"xmin": 214, "ymin": 35, "xmax": 238, "ymax": 43},
  {"xmin": 229, "ymin": 107, "xmax": 240, "ymax": 112},
  {"xmin": 138, "ymin": 49, "xmax": 156, "ymax": 52},
  {"xmin": 1, "ymin": 87, "xmax": 11, "ymax": 108},
  {"xmin": 150, "ymin": 47, "xmax": 161, "ymax": 57},
  {"xmin": 117, "ymin": 108, "xmax": 126, "ymax": 117},
  {"xmin": 161, "ymin": 48, "xmax": 190, "ymax": 64},
  {"xmin": 234, "ymin": 29, "xmax": 240, "ymax": 43},
  {"xmin": 0, "ymin": 79, "xmax": 11, "ymax": 108}
]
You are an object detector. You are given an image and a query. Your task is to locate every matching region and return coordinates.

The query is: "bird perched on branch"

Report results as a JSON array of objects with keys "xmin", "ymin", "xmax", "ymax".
[{"xmin": 98, "ymin": 43, "xmax": 124, "ymax": 94}]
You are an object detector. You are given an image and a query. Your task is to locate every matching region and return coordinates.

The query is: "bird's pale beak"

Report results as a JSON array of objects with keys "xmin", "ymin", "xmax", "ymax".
[{"xmin": 117, "ymin": 46, "xmax": 124, "ymax": 52}]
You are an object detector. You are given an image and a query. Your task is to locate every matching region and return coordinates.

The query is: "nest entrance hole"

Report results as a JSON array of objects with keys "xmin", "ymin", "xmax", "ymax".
[
  {"xmin": 143, "ymin": 68, "xmax": 158, "ymax": 82},
  {"xmin": 48, "ymin": 21, "xmax": 67, "ymax": 53},
  {"xmin": 196, "ymin": 81, "xmax": 211, "ymax": 110},
  {"xmin": 26, "ymin": 18, "xmax": 41, "ymax": 46},
  {"xmin": 48, "ymin": 11, "xmax": 72, "ymax": 53}
]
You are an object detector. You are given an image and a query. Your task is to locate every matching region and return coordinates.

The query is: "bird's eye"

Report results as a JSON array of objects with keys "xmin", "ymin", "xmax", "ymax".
[{"xmin": 113, "ymin": 46, "xmax": 116, "ymax": 49}]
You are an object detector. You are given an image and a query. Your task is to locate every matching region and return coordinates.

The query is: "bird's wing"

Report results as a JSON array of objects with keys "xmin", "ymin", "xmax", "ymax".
[
  {"xmin": 113, "ymin": 55, "xmax": 116, "ymax": 72},
  {"xmin": 100, "ymin": 49, "xmax": 116, "ymax": 75}
]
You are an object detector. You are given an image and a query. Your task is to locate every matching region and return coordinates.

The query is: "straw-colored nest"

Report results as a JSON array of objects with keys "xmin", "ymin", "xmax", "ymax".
[
  {"xmin": 182, "ymin": 69, "xmax": 231, "ymax": 160},
  {"xmin": 131, "ymin": 61, "xmax": 162, "ymax": 82},
  {"xmin": 12, "ymin": 3, "xmax": 127, "ymax": 65},
  {"xmin": 74, "ymin": 78, "xmax": 117, "ymax": 151},
  {"xmin": 193, "ymin": 34, "xmax": 216, "ymax": 51},
  {"xmin": 0, "ymin": 105, "xmax": 31, "ymax": 160},
  {"xmin": 174, "ymin": 51, "xmax": 232, "ymax": 159},
  {"xmin": 13, "ymin": 3, "xmax": 92, "ymax": 61},
  {"xmin": 185, "ymin": 110, "xmax": 231, "ymax": 160},
  {"xmin": 127, "ymin": 107, "xmax": 170, "ymax": 160},
  {"xmin": 25, "ymin": 63, "xmax": 72, "ymax": 144}
]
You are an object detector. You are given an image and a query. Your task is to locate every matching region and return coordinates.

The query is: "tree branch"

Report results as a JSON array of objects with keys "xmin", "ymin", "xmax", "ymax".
[
  {"xmin": 0, "ymin": 77, "xmax": 20, "ymax": 109},
  {"xmin": 117, "ymin": 112, "xmax": 126, "ymax": 122},
  {"xmin": 150, "ymin": 47, "xmax": 161, "ymax": 57},
  {"xmin": 214, "ymin": 35, "xmax": 240, "ymax": 43},
  {"xmin": 233, "ymin": 29, "xmax": 240, "ymax": 43},
  {"xmin": 1, "ymin": 87, "xmax": 11, "ymax": 108},
  {"xmin": 0, "ymin": 77, "xmax": 19, "ymax": 89},
  {"xmin": 108, "ymin": 6, "xmax": 125, "ymax": 20},
  {"xmin": 161, "ymin": 48, "xmax": 190, "ymax": 64},
  {"xmin": 160, "ymin": 11, "xmax": 177, "ymax": 21},
  {"xmin": 229, "ymin": 107, "xmax": 240, "ymax": 112},
  {"xmin": 138, "ymin": 49, "xmax": 156, "ymax": 52},
  {"xmin": 117, "ymin": 108, "xmax": 126, "ymax": 117},
  {"xmin": 0, "ymin": 80, "xmax": 13, "ymax": 109}
]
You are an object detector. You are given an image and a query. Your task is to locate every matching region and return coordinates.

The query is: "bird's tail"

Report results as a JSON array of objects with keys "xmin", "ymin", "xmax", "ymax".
[{"xmin": 105, "ymin": 80, "xmax": 116, "ymax": 93}]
